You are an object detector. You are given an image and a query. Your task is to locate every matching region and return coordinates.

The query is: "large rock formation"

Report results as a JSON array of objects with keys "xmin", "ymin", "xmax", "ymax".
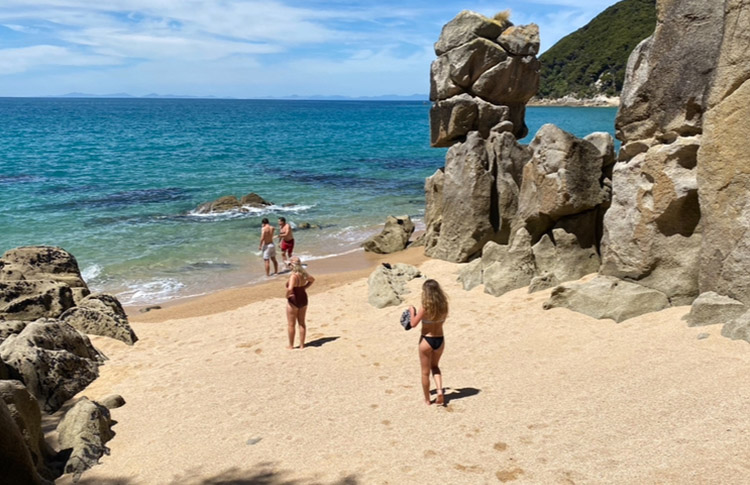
[
  {"xmin": 0, "ymin": 399, "xmax": 52, "ymax": 485},
  {"xmin": 60, "ymin": 293, "xmax": 138, "ymax": 345},
  {"xmin": 425, "ymin": 10, "xmax": 615, "ymax": 299},
  {"xmin": 57, "ymin": 397, "xmax": 116, "ymax": 481},
  {"xmin": 0, "ymin": 319, "xmax": 105, "ymax": 413}
]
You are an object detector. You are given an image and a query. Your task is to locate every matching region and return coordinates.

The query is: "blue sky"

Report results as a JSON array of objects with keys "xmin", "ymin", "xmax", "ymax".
[{"xmin": 0, "ymin": 0, "xmax": 619, "ymax": 97}]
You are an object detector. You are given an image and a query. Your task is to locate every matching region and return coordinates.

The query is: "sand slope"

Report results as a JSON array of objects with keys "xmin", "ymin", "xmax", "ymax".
[{"xmin": 57, "ymin": 257, "xmax": 750, "ymax": 484}]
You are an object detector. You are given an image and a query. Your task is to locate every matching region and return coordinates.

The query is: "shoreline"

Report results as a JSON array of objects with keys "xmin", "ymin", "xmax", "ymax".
[
  {"xmin": 528, "ymin": 95, "xmax": 620, "ymax": 108},
  {"xmin": 127, "ymin": 244, "xmax": 429, "ymax": 323}
]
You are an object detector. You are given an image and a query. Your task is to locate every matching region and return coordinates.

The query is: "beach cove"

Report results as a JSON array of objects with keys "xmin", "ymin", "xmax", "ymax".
[{"xmin": 54, "ymin": 247, "xmax": 750, "ymax": 484}]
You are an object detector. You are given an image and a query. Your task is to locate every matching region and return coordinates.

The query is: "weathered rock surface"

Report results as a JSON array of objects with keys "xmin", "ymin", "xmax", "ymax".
[
  {"xmin": 362, "ymin": 216, "xmax": 415, "ymax": 254},
  {"xmin": 531, "ymin": 229, "xmax": 599, "ymax": 284},
  {"xmin": 528, "ymin": 272, "xmax": 559, "ymax": 294},
  {"xmin": 1, "ymin": 319, "xmax": 30, "ymax": 342},
  {"xmin": 57, "ymin": 397, "xmax": 115, "ymax": 481},
  {"xmin": 457, "ymin": 258, "xmax": 483, "ymax": 291},
  {"xmin": 518, "ymin": 124, "xmax": 613, "ymax": 240},
  {"xmin": 195, "ymin": 192, "xmax": 272, "ymax": 214},
  {"xmin": 0, "ymin": 319, "xmax": 105, "ymax": 413},
  {"xmin": 497, "ymin": 24, "xmax": 540, "ymax": 56},
  {"xmin": 0, "ymin": 246, "xmax": 89, "ymax": 294},
  {"xmin": 601, "ymin": 136, "xmax": 702, "ymax": 305},
  {"xmin": 0, "ymin": 399, "xmax": 51, "ymax": 485},
  {"xmin": 683, "ymin": 292, "xmax": 746, "ymax": 327},
  {"xmin": 698, "ymin": 77, "xmax": 750, "ymax": 303},
  {"xmin": 482, "ymin": 231, "xmax": 536, "ymax": 297},
  {"xmin": 430, "ymin": 94, "xmax": 511, "ymax": 147},
  {"xmin": 721, "ymin": 311, "xmax": 750, "ymax": 344},
  {"xmin": 0, "ymin": 380, "xmax": 59, "ymax": 480},
  {"xmin": 60, "ymin": 293, "xmax": 137, "ymax": 345},
  {"xmin": 367, "ymin": 264, "xmax": 421, "ymax": 309},
  {"xmin": 0, "ymin": 280, "xmax": 75, "ymax": 321},
  {"xmin": 543, "ymin": 275, "xmax": 670, "ymax": 323},
  {"xmin": 434, "ymin": 10, "xmax": 508, "ymax": 56}
]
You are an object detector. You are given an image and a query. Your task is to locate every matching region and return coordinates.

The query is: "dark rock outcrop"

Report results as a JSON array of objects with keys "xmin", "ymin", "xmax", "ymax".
[
  {"xmin": 0, "ymin": 399, "xmax": 52, "ymax": 485},
  {"xmin": 0, "ymin": 380, "xmax": 60, "ymax": 480},
  {"xmin": 194, "ymin": 192, "xmax": 272, "ymax": 214},
  {"xmin": 0, "ymin": 246, "xmax": 90, "ymax": 301},
  {"xmin": 57, "ymin": 397, "xmax": 116, "ymax": 481},
  {"xmin": 0, "ymin": 319, "xmax": 105, "ymax": 413},
  {"xmin": 362, "ymin": 216, "xmax": 415, "ymax": 254},
  {"xmin": 60, "ymin": 293, "xmax": 138, "ymax": 345}
]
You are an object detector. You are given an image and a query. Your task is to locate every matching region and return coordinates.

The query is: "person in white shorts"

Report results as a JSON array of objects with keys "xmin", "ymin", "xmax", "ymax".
[{"xmin": 259, "ymin": 217, "xmax": 279, "ymax": 276}]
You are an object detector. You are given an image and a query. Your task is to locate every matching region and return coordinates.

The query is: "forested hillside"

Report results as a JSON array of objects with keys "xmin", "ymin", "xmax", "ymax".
[{"xmin": 538, "ymin": 0, "xmax": 656, "ymax": 99}]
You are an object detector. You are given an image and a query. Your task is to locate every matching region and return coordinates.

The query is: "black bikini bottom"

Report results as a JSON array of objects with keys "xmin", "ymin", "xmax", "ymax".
[{"xmin": 420, "ymin": 335, "xmax": 444, "ymax": 350}]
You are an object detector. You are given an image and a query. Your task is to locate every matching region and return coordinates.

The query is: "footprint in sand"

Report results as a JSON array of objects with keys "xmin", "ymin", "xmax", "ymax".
[
  {"xmin": 423, "ymin": 450, "xmax": 437, "ymax": 458},
  {"xmin": 381, "ymin": 420, "xmax": 391, "ymax": 426},
  {"xmin": 454, "ymin": 464, "xmax": 484, "ymax": 473},
  {"xmin": 494, "ymin": 442, "xmax": 508, "ymax": 451},
  {"xmin": 254, "ymin": 348, "xmax": 263, "ymax": 354},
  {"xmin": 496, "ymin": 468, "xmax": 524, "ymax": 482},
  {"xmin": 370, "ymin": 404, "xmax": 379, "ymax": 409}
]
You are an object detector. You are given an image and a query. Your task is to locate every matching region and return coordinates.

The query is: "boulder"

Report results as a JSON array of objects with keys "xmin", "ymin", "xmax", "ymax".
[
  {"xmin": 362, "ymin": 216, "xmax": 415, "ymax": 254},
  {"xmin": 0, "ymin": 380, "xmax": 59, "ymax": 480},
  {"xmin": 600, "ymin": 136, "xmax": 702, "ymax": 304},
  {"xmin": 517, "ymin": 124, "xmax": 612, "ymax": 240},
  {"xmin": 424, "ymin": 133, "xmax": 495, "ymax": 262},
  {"xmin": 0, "ymin": 246, "xmax": 89, "ymax": 293},
  {"xmin": 543, "ymin": 275, "xmax": 670, "ymax": 323},
  {"xmin": 531, "ymin": 229, "xmax": 600, "ymax": 284},
  {"xmin": 721, "ymin": 311, "xmax": 750, "ymax": 344},
  {"xmin": 431, "ymin": 38, "xmax": 508, "ymax": 100},
  {"xmin": 57, "ymin": 397, "xmax": 116, "ymax": 481},
  {"xmin": 497, "ymin": 24, "xmax": 540, "ymax": 56},
  {"xmin": 239, "ymin": 192, "xmax": 272, "ymax": 207},
  {"xmin": 0, "ymin": 319, "xmax": 105, "ymax": 413},
  {"xmin": 99, "ymin": 394, "xmax": 126, "ymax": 410},
  {"xmin": 457, "ymin": 258, "xmax": 483, "ymax": 291},
  {"xmin": 430, "ymin": 94, "xmax": 510, "ymax": 147},
  {"xmin": 472, "ymin": 55, "xmax": 541, "ymax": 106},
  {"xmin": 367, "ymin": 264, "xmax": 421, "ymax": 309},
  {"xmin": 0, "ymin": 280, "xmax": 75, "ymax": 321},
  {"xmin": 683, "ymin": 292, "xmax": 746, "ymax": 327},
  {"xmin": 482, "ymin": 230, "xmax": 536, "ymax": 297},
  {"xmin": 60, "ymin": 293, "xmax": 137, "ymax": 345},
  {"xmin": 0, "ymin": 399, "xmax": 51, "ymax": 485},
  {"xmin": 434, "ymin": 10, "xmax": 507, "ymax": 56},
  {"xmin": 194, "ymin": 195, "xmax": 241, "ymax": 214},
  {"xmin": 0, "ymin": 359, "xmax": 8, "ymax": 380}
]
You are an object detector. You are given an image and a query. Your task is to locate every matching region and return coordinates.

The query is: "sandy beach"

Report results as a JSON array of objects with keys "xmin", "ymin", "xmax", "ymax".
[{"xmin": 51, "ymin": 248, "xmax": 750, "ymax": 485}]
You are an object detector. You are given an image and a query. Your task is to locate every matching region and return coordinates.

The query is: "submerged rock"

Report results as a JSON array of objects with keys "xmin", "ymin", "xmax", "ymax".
[
  {"xmin": 362, "ymin": 216, "xmax": 415, "ymax": 254},
  {"xmin": 194, "ymin": 192, "xmax": 272, "ymax": 214}
]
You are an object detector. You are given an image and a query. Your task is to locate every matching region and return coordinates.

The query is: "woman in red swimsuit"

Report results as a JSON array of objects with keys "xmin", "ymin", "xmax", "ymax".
[
  {"xmin": 285, "ymin": 256, "xmax": 315, "ymax": 349},
  {"xmin": 408, "ymin": 279, "xmax": 449, "ymax": 405}
]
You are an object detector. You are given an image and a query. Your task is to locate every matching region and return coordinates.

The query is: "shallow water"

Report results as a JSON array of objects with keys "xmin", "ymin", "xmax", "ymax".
[{"xmin": 0, "ymin": 98, "xmax": 616, "ymax": 304}]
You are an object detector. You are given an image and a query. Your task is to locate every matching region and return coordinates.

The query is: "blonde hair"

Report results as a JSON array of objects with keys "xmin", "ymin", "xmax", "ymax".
[
  {"xmin": 290, "ymin": 258, "xmax": 309, "ymax": 283},
  {"xmin": 421, "ymin": 279, "xmax": 448, "ymax": 322}
]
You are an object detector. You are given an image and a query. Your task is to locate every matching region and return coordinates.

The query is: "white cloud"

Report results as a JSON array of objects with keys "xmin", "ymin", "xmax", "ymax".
[{"xmin": 0, "ymin": 45, "xmax": 118, "ymax": 75}]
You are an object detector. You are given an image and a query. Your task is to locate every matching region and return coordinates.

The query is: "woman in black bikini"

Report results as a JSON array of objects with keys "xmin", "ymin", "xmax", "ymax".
[
  {"xmin": 286, "ymin": 256, "xmax": 315, "ymax": 349},
  {"xmin": 408, "ymin": 279, "xmax": 448, "ymax": 405}
]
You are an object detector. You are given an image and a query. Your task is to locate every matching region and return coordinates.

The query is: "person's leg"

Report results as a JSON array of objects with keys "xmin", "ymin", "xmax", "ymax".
[
  {"xmin": 297, "ymin": 305, "xmax": 308, "ymax": 349},
  {"xmin": 272, "ymin": 256, "xmax": 278, "ymax": 275},
  {"xmin": 418, "ymin": 338, "xmax": 433, "ymax": 404},
  {"xmin": 286, "ymin": 304, "xmax": 297, "ymax": 349},
  {"xmin": 431, "ymin": 343, "xmax": 445, "ymax": 404},
  {"xmin": 264, "ymin": 258, "xmax": 270, "ymax": 276}
]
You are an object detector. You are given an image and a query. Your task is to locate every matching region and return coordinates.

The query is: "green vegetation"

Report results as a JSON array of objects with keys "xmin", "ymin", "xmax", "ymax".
[{"xmin": 538, "ymin": 0, "xmax": 656, "ymax": 99}]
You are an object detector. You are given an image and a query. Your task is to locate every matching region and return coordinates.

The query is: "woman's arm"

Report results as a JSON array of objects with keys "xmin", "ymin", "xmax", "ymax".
[
  {"xmin": 304, "ymin": 274, "xmax": 315, "ymax": 288},
  {"xmin": 409, "ymin": 306, "xmax": 424, "ymax": 328},
  {"xmin": 286, "ymin": 274, "xmax": 297, "ymax": 298}
]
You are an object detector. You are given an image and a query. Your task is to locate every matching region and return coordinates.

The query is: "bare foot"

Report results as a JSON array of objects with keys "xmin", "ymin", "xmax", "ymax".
[
  {"xmin": 436, "ymin": 393, "xmax": 445, "ymax": 406},
  {"xmin": 286, "ymin": 345, "xmax": 293, "ymax": 350},
  {"xmin": 424, "ymin": 399, "xmax": 432, "ymax": 406},
  {"xmin": 299, "ymin": 344, "xmax": 305, "ymax": 349}
]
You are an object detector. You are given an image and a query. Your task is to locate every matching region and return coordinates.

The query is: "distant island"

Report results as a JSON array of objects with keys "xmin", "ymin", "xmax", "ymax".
[{"xmin": 49, "ymin": 93, "xmax": 429, "ymax": 101}]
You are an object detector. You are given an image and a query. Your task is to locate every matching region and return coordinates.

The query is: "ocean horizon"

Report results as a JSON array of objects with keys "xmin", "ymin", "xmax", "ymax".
[{"xmin": 0, "ymin": 98, "xmax": 617, "ymax": 305}]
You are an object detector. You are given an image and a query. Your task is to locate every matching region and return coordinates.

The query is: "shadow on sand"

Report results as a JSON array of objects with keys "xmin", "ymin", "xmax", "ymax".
[
  {"xmin": 304, "ymin": 336, "xmax": 340, "ymax": 348},
  {"xmin": 437, "ymin": 387, "xmax": 481, "ymax": 405},
  {"xmin": 76, "ymin": 464, "xmax": 359, "ymax": 485}
]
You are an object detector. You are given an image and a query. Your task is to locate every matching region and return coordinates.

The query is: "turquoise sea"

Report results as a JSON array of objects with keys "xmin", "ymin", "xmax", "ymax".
[{"xmin": 0, "ymin": 99, "xmax": 617, "ymax": 305}]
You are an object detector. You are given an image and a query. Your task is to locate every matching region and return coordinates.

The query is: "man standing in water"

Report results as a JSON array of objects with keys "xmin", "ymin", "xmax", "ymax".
[
  {"xmin": 259, "ymin": 218, "xmax": 278, "ymax": 276},
  {"xmin": 278, "ymin": 217, "xmax": 295, "ymax": 267}
]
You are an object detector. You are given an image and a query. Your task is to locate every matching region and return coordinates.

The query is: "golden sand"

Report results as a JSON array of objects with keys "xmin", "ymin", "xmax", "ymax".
[{"xmin": 57, "ymin": 249, "xmax": 750, "ymax": 484}]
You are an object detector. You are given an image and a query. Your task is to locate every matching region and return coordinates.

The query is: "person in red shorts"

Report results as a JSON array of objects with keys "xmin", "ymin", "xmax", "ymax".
[{"xmin": 277, "ymin": 217, "xmax": 295, "ymax": 267}]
